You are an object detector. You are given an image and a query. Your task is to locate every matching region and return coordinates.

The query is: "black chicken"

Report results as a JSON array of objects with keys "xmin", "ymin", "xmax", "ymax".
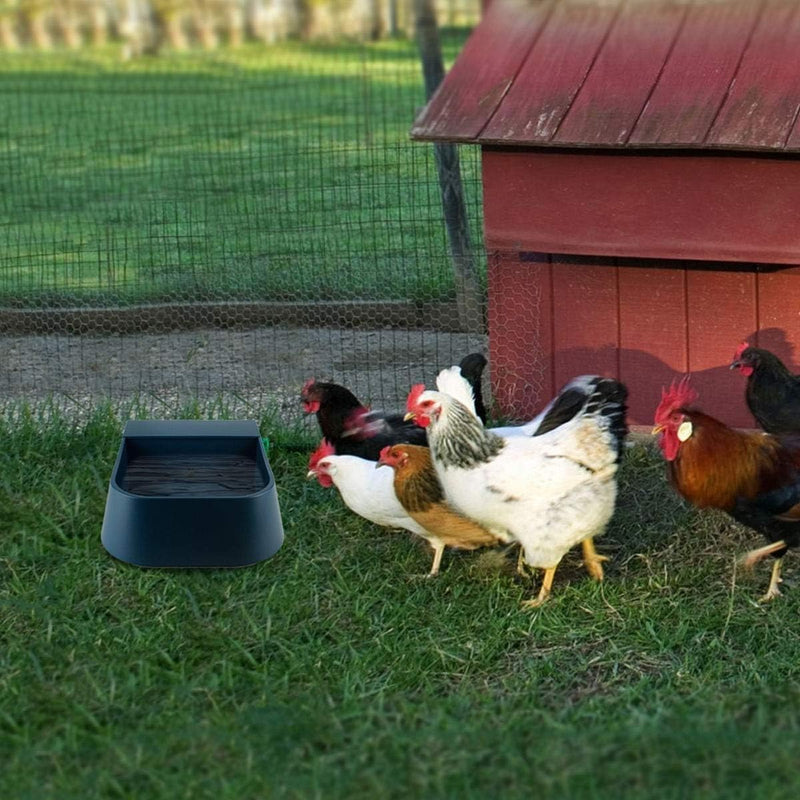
[
  {"xmin": 731, "ymin": 343, "xmax": 800, "ymax": 434},
  {"xmin": 301, "ymin": 353, "xmax": 488, "ymax": 461},
  {"xmin": 300, "ymin": 379, "xmax": 427, "ymax": 460}
]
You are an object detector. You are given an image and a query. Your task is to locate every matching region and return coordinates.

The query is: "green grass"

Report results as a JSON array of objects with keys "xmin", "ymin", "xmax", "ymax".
[
  {"xmin": 0, "ymin": 34, "xmax": 485, "ymax": 309},
  {"xmin": 3, "ymin": 406, "xmax": 800, "ymax": 798}
]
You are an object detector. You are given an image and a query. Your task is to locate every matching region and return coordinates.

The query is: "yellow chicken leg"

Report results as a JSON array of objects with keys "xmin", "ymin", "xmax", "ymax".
[
  {"xmin": 581, "ymin": 537, "xmax": 609, "ymax": 581},
  {"xmin": 740, "ymin": 539, "xmax": 786, "ymax": 569},
  {"xmin": 427, "ymin": 541, "xmax": 445, "ymax": 577},
  {"xmin": 516, "ymin": 544, "xmax": 531, "ymax": 577},
  {"xmin": 759, "ymin": 558, "xmax": 784, "ymax": 603},
  {"xmin": 521, "ymin": 566, "xmax": 557, "ymax": 608}
]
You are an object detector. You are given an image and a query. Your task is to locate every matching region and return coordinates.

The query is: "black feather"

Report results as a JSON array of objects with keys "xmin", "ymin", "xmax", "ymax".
[
  {"xmin": 302, "ymin": 380, "xmax": 427, "ymax": 461},
  {"xmin": 739, "ymin": 347, "xmax": 800, "ymax": 434}
]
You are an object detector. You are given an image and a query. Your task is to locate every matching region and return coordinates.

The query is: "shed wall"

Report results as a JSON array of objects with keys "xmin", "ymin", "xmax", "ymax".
[
  {"xmin": 483, "ymin": 149, "xmax": 800, "ymax": 427},
  {"xmin": 487, "ymin": 249, "xmax": 800, "ymax": 428}
]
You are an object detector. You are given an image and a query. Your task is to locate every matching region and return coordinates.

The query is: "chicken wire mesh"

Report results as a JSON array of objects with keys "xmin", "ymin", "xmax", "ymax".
[{"xmin": 0, "ymin": 0, "xmax": 544, "ymax": 431}]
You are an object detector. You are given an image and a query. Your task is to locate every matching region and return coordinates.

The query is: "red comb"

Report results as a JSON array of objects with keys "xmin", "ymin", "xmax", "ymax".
[
  {"xmin": 308, "ymin": 438, "xmax": 335, "ymax": 469},
  {"xmin": 378, "ymin": 445, "xmax": 392, "ymax": 463},
  {"xmin": 733, "ymin": 341, "xmax": 750, "ymax": 360},
  {"xmin": 406, "ymin": 383, "xmax": 426, "ymax": 412},
  {"xmin": 654, "ymin": 376, "xmax": 698, "ymax": 423}
]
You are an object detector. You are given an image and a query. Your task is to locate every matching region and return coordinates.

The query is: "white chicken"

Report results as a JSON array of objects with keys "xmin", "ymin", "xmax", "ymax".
[
  {"xmin": 306, "ymin": 439, "xmax": 448, "ymax": 576},
  {"xmin": 405, "ymin": 375, "xmax": 628, "ymax": 606}
]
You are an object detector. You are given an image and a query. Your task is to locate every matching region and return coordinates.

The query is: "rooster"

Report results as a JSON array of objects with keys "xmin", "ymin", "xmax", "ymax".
[
  {"xmin": 652, "ymin": 377, "xmax": 800, "ymax": 601},
  {"xmin": 405, "ymin": 375, "xmax": 628, "ymax": 606},
  {"xmin": 377, "ymin": 443, "xmax": 509, "ymax": 574},
  {"xmin": 307, "ymin": 440, "xmax": 475, "ymax": 576},
  {"xmin": 730, "ymin": 342, "xmax": 800, "ymax": 434}
]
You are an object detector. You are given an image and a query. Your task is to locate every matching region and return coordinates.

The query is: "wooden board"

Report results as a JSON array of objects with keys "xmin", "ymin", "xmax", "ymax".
[
  {"xmin": 756, "ymin": 268, "xmax": 800, "ymax": 372},
  {"xmin": 487, "ymin": 250, "xmax": 554, "ymax": 419},
  {"xmin": 554, "ymin": 0, "xmax": 685, "ymax": 146},
  {"xmin": 685, "ymin": 269, "xmax": 757, "ymax": 427},
  {"xmin": 551, "ymin": 256, "xmax": 619, "ymax": 389},
  {"xmin": 630, "ymin": 1, "xmax": 760, "ymax": 146},
  {"xmin": 482, "ymin": 0, "xmax": 618, "ymax": 143},
  {"xmin": 482, "ymin": 148, "xmax": 800, "ymax": 265},
  {"xmin": 410, "ymin": 0, "xmax": 552, "ymax": 143},
  {"xmin": 708, "ymin": 0, "xmax": 800, "ymax": 149},
  {"xmin": 617, "ymin": 263, "xmax": 688, "ymax": 427}
]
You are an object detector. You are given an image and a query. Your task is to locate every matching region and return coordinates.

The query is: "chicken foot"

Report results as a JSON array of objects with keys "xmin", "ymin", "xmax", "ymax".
[
  {"xmin": 427, "ymin": 542, "xmax": 445, "ymax": 577},
  {"xmin": 521, "ymin": 566, "xmax": 557, "ymax": 608},
  {"xmin": 581, "ymin": 537, "xmax": 609, "ymax": 581},
  {"xmin": 760, "ymin": 558, "xmax": 784, "ymax": 603}
]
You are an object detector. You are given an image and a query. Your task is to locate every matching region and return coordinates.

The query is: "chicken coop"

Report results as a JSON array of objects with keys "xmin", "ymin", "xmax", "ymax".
[{"xmin": 412, "ymin": 0, "xmax": 800, "ymax": 428}]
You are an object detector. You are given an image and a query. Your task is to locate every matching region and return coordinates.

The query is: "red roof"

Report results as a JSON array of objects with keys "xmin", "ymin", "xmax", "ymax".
[{"xmin": 412, "ymin": 0, "xmax": 800, "ymax": 152}]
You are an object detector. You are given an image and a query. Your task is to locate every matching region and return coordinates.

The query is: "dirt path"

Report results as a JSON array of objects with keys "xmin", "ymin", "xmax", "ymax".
[{"xmin": 2, "ymin": 326, "xmax": 488, "ymax": 422}]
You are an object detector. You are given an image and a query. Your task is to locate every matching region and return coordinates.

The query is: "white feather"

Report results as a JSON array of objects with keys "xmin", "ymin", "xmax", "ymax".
[
  {"xmin": 434, "ymin": 363, "xmax": 547, "ymax": 437},
  {"xmin": 313, "ymin": 454, "xmax": 427, "ymax": 536},
  {"xmin": 435, "ymin": 365, "xmax": 477, "ymax": 418}
]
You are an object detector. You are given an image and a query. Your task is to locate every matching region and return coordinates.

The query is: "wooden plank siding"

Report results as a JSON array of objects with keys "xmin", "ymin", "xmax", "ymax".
[
  {"xmin": 487, "ymin": 252, "xmax": 800, "ymax": 428},
  {"xmin": 487, "ymin": 251, "xmax": 555, "ymax": 418},
  {"xmin": 550, "ymin": 255, "xmax": 619, "ymax": 390},
  {"xmin": 482, "ymin": 148, "xmax": 800, "ymax": 265},
  {"xmin": 617, "ymin": 261, "xmax": 689, "ymax": 425}
]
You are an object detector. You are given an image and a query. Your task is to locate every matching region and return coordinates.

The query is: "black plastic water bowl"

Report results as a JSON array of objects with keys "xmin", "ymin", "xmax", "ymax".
[{"xmin": 101, "ymin": 420, "xmax": 284, "ymax": 567}]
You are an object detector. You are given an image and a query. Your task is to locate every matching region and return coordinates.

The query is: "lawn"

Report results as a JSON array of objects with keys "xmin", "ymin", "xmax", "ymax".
[
  {"xmin": 0, "ymin": 34, "xmax": 484, "ymax": 309},
  {"xmin": 2, "ymin": 405, "xmax": 800, "ymax": 798}
]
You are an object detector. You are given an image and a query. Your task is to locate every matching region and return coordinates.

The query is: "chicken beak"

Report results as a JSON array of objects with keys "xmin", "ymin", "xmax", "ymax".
[
  {"xmin": 651, "ymin": 424, "xmax": 664, "ymax": 435},
  {"xmin": 729, "ymin": 361, "xmax": 740, "ymax": 370},
  {"xmin": 375, "ymin": 461, "xmax": 387, "ymax": 469},
  {"xmin": 306, "ymin": 470, "xmax": 317, "ymax": 480},
  {"xmin": 403, "ymin": 411, "xmax": 415, "ymax": 422}
]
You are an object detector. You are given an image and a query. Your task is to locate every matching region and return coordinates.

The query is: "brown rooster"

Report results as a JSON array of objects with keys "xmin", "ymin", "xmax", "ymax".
[
  {"xmin": 653, "ymin": 377, "xmax": 800, "ymax": 601},
  {"xmin": 377, "ymin": 444, "xmax": 510, "ymax": 575}
]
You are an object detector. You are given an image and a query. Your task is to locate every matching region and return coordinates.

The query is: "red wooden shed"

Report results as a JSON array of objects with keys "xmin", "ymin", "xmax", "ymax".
[{"xmin": 412, "ymin": 0, "xmax": 800, "ymax": 427}]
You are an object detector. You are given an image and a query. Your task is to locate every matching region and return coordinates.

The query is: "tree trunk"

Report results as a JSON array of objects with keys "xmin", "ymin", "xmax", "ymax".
[{"xmin": 414, "ymin": 0, "xmax": 483, "ymax": 334}]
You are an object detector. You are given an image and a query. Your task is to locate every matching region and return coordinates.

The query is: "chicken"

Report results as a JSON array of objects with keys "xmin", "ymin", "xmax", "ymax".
[
  {"xmin": 377, "ymin": 444, "xmax": 509, "ymax": 574},
  {"xmin": 300, "ymin": 352, "xmax": 488, "ymax": 460},
  {"xmin": 730, "ymin": 342, "xmax": 800, "ymax": 434},
  {"xmin": 652, "ymin": 377, "xmax": 800, "ymax": 601},
  {"xmin": 405, "ymin": 375, "xmax": 628, "ymax": 606},
  {"xmin": 301, "ymin": 379, "xmax": 426, "ymax": 460},
  {"xmin": 307, "ymin": 440, "xmax": 454, "ymax": 576}
]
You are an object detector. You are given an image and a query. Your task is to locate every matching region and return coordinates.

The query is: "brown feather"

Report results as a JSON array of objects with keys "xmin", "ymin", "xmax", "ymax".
[
  {"xmin": 670, "ymin": 411, "xmax": 799, "ymax": 510},
  {"xmin": 387, "ymin": 444, "xmax": 502, "ymax": 549}
]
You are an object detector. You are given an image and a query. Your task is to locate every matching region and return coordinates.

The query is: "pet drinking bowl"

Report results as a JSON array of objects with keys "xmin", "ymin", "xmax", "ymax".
[{"xmin": 101, "ymin": 420, "xmax": 283, "ymax": 567}]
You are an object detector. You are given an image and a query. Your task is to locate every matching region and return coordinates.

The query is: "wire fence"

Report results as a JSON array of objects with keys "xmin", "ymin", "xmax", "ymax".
[{"xmin": 0, "ymin": 0, "xmax": 492, "ymax": 429}]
